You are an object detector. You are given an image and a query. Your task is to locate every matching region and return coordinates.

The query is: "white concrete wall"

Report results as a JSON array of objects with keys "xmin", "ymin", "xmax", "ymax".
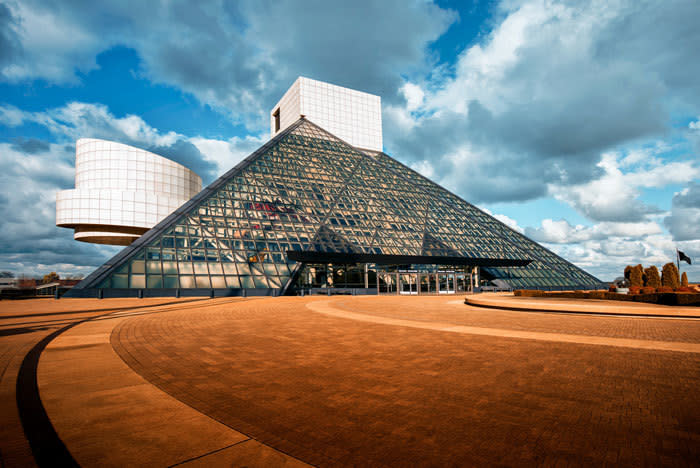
[
  {"xmin": 56, "ymin": 139, "xmax": 202, "ymax": 244},
  {"xmin": 270, "ymin": 77, "xmax": 382, "ymax": 152}
]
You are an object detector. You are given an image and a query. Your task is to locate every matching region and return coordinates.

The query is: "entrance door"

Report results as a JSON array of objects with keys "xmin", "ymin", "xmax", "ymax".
[
  {"xmin": 378, "ymin": 273, "xmax": 396, "ymax": 294},
  {"xmin": 400, "ymin": 273, "xmax": 417, "ymax": 295},
  {"xmin": 420, "ymin": 274, "xmax": 436, "ymax": 294},
  {"xmin": 438, "ymin": 273, "xmax": 455, "ymax": 294}
]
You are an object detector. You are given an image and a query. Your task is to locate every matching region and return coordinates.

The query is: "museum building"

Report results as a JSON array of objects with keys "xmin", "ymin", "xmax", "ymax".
[{"xmin": 66, "ymin": 77, "xmax": 602, "ymax": 297}]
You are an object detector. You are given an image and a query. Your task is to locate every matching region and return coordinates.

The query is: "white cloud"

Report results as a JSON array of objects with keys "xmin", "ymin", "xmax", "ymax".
[
  {"xmin": 190, "ymin": 134, "xmax": 266, "ymax": 173},
  {"xmin": 3, "ymin": 0, "xmax": 456, "ymax": 129},
  {"xmin": 549, "ymin": 148, "xmax": 699, "ymax": 222},
  {"xmin": 481, "ymin": 207, "xmax": 524, "ymax": 233}
]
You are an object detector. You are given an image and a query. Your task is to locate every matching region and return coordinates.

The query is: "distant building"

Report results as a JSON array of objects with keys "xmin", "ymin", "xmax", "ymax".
[
  {"xmin": 0, "ymin": 277, "xmax": 18, "ymax": 290},
  {"xmin": 36, "ymin": 279, "xmax": 81, "ymax": 297},
  {"xmin": 56, "ymin": 139, "xmax": 202, "ymax": 245}
]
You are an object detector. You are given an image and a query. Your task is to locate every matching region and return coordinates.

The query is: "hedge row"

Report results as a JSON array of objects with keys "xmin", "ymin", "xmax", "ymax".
[{"xmin": 514, "ymin": 289, "xmax": 700, "ymax": 306}]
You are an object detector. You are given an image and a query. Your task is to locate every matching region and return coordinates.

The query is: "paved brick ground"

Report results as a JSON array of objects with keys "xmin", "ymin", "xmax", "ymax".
[
  {"xmin": 111, "ymin": 296, "xmax": 700, "ymax": 467},
  {"xmin": 0, "ymin": 297, "xmax": 213, "ymax": 467}
]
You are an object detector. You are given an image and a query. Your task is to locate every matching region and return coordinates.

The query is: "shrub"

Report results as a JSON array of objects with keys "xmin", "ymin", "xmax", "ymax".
[
  {"xmin": 661, "ymin": 263, "xmax": 680, "ymax": 289},
  {"xmin": 629, "ymin": 286, "xmax": 641, "ymax": 294},
  {"xmin": 608, "ymin": 285, "xmax": 616, "ymax": 292},
  {"xmin": 656, "ymin": 286, "xmax": 674, "ymax": 293},
  {"xmin": 641, "ymin": 286, "xmax": 656, "ymax": 294},
  {"xmin": 643, "ymin": 265, "xmax": 661, "ymax": 288},
  {"xmin": 629, "ymin": 264, "xmax": 644, "ymax": 288},
  {"xmin": 675, "ymin": 286, "xmax": 694, "ymax": 293},
  {"xmin": 681, "ymin": 272, "xmax": 689, "ymax": 287}
]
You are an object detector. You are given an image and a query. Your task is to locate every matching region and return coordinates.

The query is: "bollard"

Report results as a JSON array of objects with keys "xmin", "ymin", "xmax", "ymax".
[
  {"xmin": 55, "ymin": 289, "xmax": 60, "ymax": 299},
  {"xmin": 98, "ymin": 289, "xmax": 104, "ymax": 299},
  {"xmin": 210, "ymin": 289, "xmax": 215, "ymax": 298},
  {"xmin": 138, "ymin": 289, "xmax": 143, "ymax": 299},
  {"xmin": 175, "ymin": 288, "xmax": 180, "ymax": 298},
  {"xmin": 242, "ymin": 288, "xmax": 247, "ymax": 297}
]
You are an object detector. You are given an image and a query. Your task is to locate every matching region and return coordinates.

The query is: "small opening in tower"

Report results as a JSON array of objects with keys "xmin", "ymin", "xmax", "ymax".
[{"xmin": 273, "ymin": 108, "xmax": 280, "ymax": 132}]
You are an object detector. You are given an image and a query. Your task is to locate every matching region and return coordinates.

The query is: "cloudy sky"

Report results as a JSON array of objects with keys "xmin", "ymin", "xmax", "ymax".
[{"xmin": 1, "ymin": 0, "xmax": 699, "ymax": 281}]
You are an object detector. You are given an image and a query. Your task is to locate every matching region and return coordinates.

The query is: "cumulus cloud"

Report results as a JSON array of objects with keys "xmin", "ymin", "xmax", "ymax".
[
  {"xmin": 549, "ymin": 149, "xmax": 698, "ymax": 222},
  {"xmin": 385, "ymin": 0, "xmax": 700, "ymax": 206},
  {"xmin": 525, "ymin": 219, "xmax": 662, "ymax": 244},
  {"xmin": 664, "ymin": 182, "xmax": 700, "ymax": 241},
  {"xmin": 0, "ymin": 141, "xmax": 120, "ymax": 277},
  {"xmin": 2, "ymin": 0, "xmax": 455, "ymax": 127},
  {"xmin": 0, "ymin": 101, "xmax": 265, "ymax": 276},
  {"xmin": 0, "ymin": 102, "xmax": 220, "ymax": 181}
]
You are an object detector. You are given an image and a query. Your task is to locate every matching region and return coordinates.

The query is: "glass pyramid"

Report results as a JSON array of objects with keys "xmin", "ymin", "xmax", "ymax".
[{"xmin": 70, "ymin": 118, "xmax": 601, "ymax": 296}]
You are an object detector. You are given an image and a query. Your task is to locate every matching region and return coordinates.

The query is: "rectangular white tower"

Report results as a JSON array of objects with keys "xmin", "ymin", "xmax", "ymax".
[{"xmin": 270, "ymin": 77, "xmax": 382, "ymax": 152}]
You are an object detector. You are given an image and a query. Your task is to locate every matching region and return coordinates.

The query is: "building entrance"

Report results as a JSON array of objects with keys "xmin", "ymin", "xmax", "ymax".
[
  {"xmin": 399, "ymin": 273, "xmax": 418, "ymax": 295},
  {"xmin": 438, "ymin": 273, "xmax": 455, "ymax": 294}
]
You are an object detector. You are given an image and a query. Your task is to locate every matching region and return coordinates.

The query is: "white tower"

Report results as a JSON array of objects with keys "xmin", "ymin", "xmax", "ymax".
[{"xmin": 270, "ymin": 77, "xmax": 383, "ymax": 152}]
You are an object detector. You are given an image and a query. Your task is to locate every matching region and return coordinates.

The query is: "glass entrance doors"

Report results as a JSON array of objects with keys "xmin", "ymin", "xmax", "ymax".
[
  {"xmin": 438, "ymin": 273, "xmax": 455, "ymax": 294},
  {"xmin": 377, "ymin": 268, "xmax": 465, "ymax": 295},
  {"xmin": 400, "ymin": 273, "xmax": 418, "ymax": 294}
]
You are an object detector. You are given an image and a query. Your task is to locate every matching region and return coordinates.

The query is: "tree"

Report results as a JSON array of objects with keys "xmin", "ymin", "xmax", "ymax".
[
  {"xmin": 643, "ymin": 266, "xmax": 661, "ymax": 288},
  {"xmin": 661, "ymin": 263, "xmax": 680, "ymax": 289},
  {"xmin": 681, "ymin": 272, "xmax": 689, "ymax": 287},
  {"xmin": 629, "ymin": 264, "xmax": 644, "ymax": 288},
  {"xmin": 42, "ymin": 272, "xmax": 60, "ymax": 284}
]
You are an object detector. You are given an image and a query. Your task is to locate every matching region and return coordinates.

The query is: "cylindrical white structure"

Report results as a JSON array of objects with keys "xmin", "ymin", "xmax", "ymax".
[{"xmin": 56, "ymin": 138, "xmax": 202, "ymax": 245}]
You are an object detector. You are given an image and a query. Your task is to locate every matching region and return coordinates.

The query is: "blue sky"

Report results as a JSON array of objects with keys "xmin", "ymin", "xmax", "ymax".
[{"xmin": 1, "ymin": 0, "xmax": 699, "ymax": 281}]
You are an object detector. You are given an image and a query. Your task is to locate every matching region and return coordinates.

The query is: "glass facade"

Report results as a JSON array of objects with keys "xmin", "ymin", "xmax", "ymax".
[{"xmin": 75, "ymin": 118, "xmax": 601, "ymax": 295}]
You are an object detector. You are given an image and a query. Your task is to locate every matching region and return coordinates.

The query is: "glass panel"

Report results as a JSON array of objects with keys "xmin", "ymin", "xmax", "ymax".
[
  {"xmin": 130, "ymin": 275, "xmax": 145, "ymax": 288},
  {"xmin": 147, "ymin": 276, "xmax": 162, "ymax": 288},
  {"xmin": 179, "ymin": 276, "xmax": 195, "ymax": 288},
  {"xmin": 196, "ymin": 276, "xmax": 211, "ymax": 288},
  {"xmin": 131, "ymin": 261, "xmax": 145, "ymax": 274},
  {"xmin": 112, "ymin": 274, "xmax": 128, "ymax": 288},
  {"xmin": 163, "ymin": 275, "xmax": 178, "ymax": 288},
  {"xmin": 211, "ymin": 276, "xmax": 226, "ymax": 288}
]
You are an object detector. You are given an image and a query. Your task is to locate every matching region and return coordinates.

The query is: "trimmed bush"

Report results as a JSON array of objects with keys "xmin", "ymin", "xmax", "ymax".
[
  {"xmin": 629, "ymin": 264, "xmax": 644, "ymax": 288},
  {"xmin": 661, "ymin": 263, "xmax": 680, "ymax": 289},
  {"xmin": 624, "ymin": 265, "xmax": 632, "ymax": 281},
  {"xmin": 629, "ymin": 286, "xmax": 641, "ymax": 294},
  {"xmin": 644, "ymin": 265, "xmax": 661, "ymax": 288},
  {"xmin": 656, "ymin": 286, "xmax": 674, "ymax": 293},
  {"xmin": 681, "ymin": 272, "xmax": 689, "ymax": 287},
  {"xmin": 641, "ymin": 286, "xmax": 656, "ymax": 294}
]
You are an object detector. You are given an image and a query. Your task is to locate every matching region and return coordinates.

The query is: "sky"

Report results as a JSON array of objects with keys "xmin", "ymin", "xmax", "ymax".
[{"xmin": 1, "ymin": 0, "xmax": 699, "ymax": 281}]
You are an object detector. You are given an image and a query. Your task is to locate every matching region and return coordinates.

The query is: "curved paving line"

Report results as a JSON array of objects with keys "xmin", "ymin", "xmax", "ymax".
[
  {"xmin": 16, "ymin": 319, "xmax": 89, "ymax": 467},
  {"xmin": 15, "ymin": 298, "xmax": 217, "ymax": 467},
  {"xmin": 307, "ymin": 300, "xmax": 700, "ymax": 353},
  {"xmin": 464, "ymin": 298, "xmax": 700, "ymax": 320}
]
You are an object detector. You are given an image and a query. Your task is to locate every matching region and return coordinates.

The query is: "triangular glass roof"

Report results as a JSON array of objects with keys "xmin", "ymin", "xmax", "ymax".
[{"xmin": 72, "ymin": 118, "xmax": 601, "ymax": 293}]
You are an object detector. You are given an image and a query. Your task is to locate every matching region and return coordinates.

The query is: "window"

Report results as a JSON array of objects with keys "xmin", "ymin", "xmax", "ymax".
[{"xmin": 273, "ymin": 108, "xmax": 281, "ymax": 132}]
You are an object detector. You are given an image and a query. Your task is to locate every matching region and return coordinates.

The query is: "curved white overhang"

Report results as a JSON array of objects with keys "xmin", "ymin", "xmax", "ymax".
[{"xmin": 56, "ymin": 139, "xmax": 202, "ymax": 245}]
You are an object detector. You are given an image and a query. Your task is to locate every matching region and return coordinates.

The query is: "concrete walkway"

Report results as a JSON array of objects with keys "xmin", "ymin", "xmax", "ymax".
[{"xmin": 466, "ymin": 292, "xmax": 700, "ymax": 318}]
